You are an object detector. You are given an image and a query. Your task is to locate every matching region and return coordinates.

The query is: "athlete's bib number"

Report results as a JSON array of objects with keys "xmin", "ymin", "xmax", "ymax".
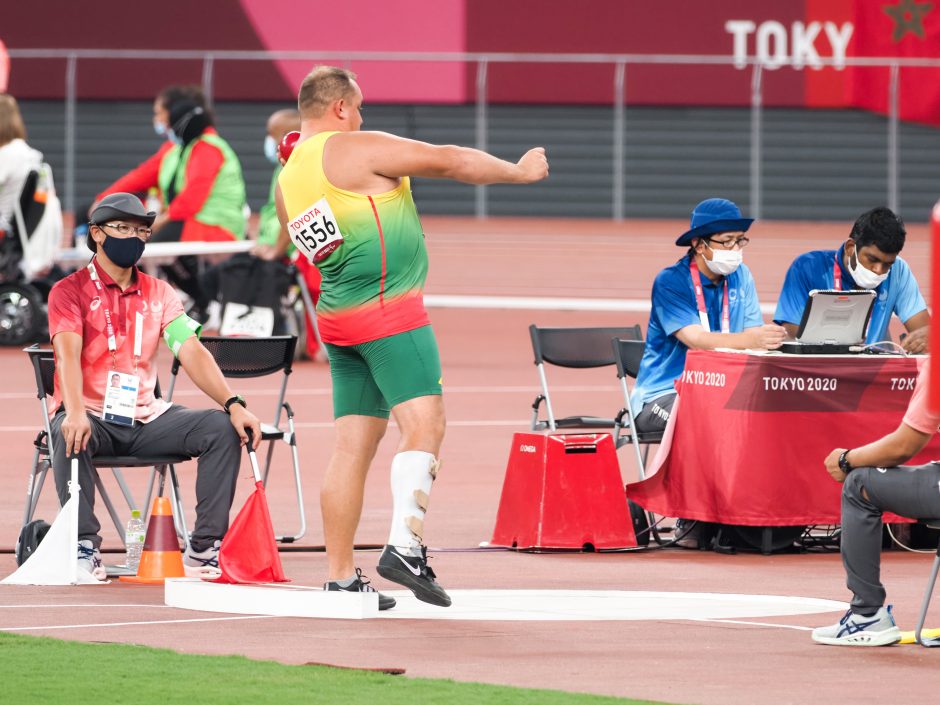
[{"xmin": 288, "ymin": 198, "xmax": 344, "ymax": 263}]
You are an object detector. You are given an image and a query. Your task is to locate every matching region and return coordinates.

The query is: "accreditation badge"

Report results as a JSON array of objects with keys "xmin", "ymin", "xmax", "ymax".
[{"xmin": 101, "ymin": 371, "xmax": 140, "ymax": 427}]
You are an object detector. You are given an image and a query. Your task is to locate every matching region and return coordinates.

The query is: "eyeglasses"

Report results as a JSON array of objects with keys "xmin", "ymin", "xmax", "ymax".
[
  {"xmin": 707, "ymin": 235, "xmax": 750, "ymax": 251},
  {"xmin": 100, "ymin": 222, "xmax": 152, "ymax": 240}
]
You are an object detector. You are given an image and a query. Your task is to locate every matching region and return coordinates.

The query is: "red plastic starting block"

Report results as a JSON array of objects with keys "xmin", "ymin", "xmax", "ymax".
[{"xmin": 491, "ymin": 432, "xmax": 637, "ymax": 550}]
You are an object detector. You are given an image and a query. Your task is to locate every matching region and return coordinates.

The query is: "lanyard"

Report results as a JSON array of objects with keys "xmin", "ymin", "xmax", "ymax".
[
  {"xmin": 87, "ymin": 260, "xmax": 143, "ymax": 369},
  {"xmin": 833, "ymin": 254, "xmax": 842, "ymax": 291},
  {"xmin": 689, "ymin": 260, "xmax": 730, "ymax": 334}
]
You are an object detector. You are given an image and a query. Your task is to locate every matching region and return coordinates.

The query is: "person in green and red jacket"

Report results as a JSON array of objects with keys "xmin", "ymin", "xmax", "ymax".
[{"xmin": 96, "ymin": 85, "xmax": 247, "ymax": 320}]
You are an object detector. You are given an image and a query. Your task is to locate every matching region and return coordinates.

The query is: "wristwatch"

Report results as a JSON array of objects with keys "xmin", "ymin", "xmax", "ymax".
[
  {"xmin": 223, "ymin": 395, "xmax": 247, "ymax": 414},
  {"xmin": 838, "ymin": 449, "xmax": 854, "ymax": 474}
]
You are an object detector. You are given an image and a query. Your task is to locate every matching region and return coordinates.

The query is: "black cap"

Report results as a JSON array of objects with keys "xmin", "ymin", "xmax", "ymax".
[
  {"xmin": 87, "ymin": 193, "xmax": 156, "ymax": 252},
  {"xmin": 90, "ymin": 193, "xmax": 156, "ymax": 226}
]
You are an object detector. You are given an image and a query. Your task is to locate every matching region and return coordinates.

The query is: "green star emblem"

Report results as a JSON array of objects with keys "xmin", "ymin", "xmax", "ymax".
[{"xmin": 883, "ymin": 0, "xmax": 934, "ymax": 42}]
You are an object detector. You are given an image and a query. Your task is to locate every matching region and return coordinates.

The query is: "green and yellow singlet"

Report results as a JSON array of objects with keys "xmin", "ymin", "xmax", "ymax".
[{"xmin": 278, "ymin": 131, "xmax": 430, "ymax": 346}]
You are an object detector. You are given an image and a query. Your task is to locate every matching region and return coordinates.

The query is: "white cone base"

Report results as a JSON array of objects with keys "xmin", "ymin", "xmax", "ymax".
[{"xmin": 165, "ymin": 578, "xmax": 378, "ymax": 619}]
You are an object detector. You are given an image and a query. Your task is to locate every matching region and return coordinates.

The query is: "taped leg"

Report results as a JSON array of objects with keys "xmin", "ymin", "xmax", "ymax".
[{"xmin": 388, "ymin": 450, "xmax": 440, "ymax": 554}]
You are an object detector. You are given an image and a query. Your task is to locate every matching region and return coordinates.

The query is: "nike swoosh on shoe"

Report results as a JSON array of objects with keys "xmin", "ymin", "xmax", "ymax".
[{"xmin": 393, "ymin": 552, "xmax": 423, "ymax": 576}]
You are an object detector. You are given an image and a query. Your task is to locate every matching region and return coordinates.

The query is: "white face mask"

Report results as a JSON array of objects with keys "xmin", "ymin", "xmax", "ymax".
[
  {"xmin": 847, "ymin": 245, "xmax": 889, "ymax": 289},
  {"xmin": 263, "ymin": 135, "xmax": 278, "ymax": 164},
  {"xmin": 702, "ymin": 245, "xmax": 743, "ymax": 276}
]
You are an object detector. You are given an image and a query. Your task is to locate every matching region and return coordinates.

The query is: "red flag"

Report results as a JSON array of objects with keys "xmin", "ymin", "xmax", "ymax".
[
  {"xmin": 216, "ymin": 481, "xmax": 288, "ymax": 584},
  {"xmin": 847, "ymin": 0, "xmax": 940, "ymax": 125}
]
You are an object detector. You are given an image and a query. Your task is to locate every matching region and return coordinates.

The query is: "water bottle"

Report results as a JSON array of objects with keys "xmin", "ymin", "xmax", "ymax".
[
  {"xmin": 145, "ymin": 187, "xmax": 162, "ymax": 215},
  {"xmin": 125, "ymin": 510, "xmax": 146, "ymax": 572},
  {"xmin": 73, "ymin": 222, "xmax": 88, "ymax": 252}
]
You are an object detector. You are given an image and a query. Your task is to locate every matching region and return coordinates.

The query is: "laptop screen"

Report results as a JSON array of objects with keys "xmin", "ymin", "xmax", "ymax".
[{"xmin": 795, "ymin": 289, "xmax": 877, "ymax": 345}]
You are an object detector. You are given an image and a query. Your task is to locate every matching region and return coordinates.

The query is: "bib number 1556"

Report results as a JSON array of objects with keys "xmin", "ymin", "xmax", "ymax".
[{"xmin": 287, "ymin": 197, "xmax": 344, "ymax": 263}]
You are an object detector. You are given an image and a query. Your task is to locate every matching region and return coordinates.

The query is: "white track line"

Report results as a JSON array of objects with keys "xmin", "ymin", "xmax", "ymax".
[
  {"xmin": 0, "ymin": 615, "xmax": 276, "ymax": 632},
  {"xmin": 0, "ymin": 419, "xmax": 532, "ymax": 432},
  {"xmin": 425, "ymin": 294, "xmax": 776, "ymax": 315},
  {"xmin": 0, "ymin": 384, "xmax": 616, "ymax": 401},
  {"xmin": 0, "ymin": 604, "xmax": 165, "ymax": 609},
  {"xmin": 691, "ymin": 618, "xmax": 813, "ymax": 631}
]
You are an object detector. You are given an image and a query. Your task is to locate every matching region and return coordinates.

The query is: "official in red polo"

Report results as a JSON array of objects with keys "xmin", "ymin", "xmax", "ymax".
[{"xmin": 47, "ymin": 193, "xmax": 261, "ymax": 580}]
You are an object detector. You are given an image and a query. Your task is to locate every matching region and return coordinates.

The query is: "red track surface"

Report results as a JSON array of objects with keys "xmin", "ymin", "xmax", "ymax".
[{"xmin": 0, "ymin": 217, "xmax": 937, "ymax": 704}]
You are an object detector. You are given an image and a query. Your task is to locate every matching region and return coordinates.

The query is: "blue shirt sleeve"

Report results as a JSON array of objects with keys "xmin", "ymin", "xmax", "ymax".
[
  {"xmin": 652, "ymin": 267, "xmax": 700, "ymax": 337},
  {"xmin": 889, "ymin": 258, "xmax": 927, "ymax": 323},
  {"xmin": 738, "ymin": 266, "xmax": 763, "ymax": 329},
  {"xmin": 774, "ymin": 255, "xmax": 813, "ymax": 325}
]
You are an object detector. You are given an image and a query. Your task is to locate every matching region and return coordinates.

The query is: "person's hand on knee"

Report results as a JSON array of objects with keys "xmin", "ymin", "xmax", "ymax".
[
  {"xmin": 228, "ymin": 405, "xmax": 261, "ymax": 447},
  {"xmin": 62, "ymin": 412, "xmax": 92, "ymax": 456},
  {"xmin": 824, "ymin": 448, "xmax": 848, "ymax": 483}
]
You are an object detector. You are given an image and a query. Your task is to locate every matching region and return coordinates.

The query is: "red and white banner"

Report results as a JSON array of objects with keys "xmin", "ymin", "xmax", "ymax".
[{"xmin": 628, "ymin": 350, "xmax": 940, "ymax": 526}]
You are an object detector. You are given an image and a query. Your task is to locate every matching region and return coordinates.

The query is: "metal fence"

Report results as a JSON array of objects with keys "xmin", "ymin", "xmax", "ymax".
[{"xmin": 8, "ymin": 48, "xmax": 940, "ymax": 217}]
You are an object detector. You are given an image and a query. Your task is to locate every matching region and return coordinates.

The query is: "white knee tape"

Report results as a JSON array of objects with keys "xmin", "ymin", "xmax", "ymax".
[{"xmin": 388, "ymin": 450, "xmax": 437, "ymax": 551}]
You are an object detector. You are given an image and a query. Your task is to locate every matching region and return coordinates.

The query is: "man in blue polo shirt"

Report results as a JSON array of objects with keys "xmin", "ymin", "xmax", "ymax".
[
  {"xmin": 774, "ymin": 207, "xmax": 929, "ymax": 352},
  {"xmin": 632, "ymin": 198, "xmax": 786, "ymax": 435}
]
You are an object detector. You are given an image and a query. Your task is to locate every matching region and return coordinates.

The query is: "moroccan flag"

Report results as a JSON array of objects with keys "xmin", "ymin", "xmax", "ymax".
[{"xmin": 847, "ymin": 0, "xmax": 940, "ymax": 125}]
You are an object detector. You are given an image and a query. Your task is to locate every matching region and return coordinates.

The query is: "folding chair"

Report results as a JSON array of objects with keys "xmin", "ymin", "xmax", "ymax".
[
  {"xmin": 915, "ymin": 518, "xmax": 940, "ymax": 647},
  {"xmin": 21, "ymin": 345, "xmax": 191, "ymax": 548},
  {"xmin": 529, "ymin": 324, "xmax": 642, "ymax": 432},
  {"xmin": 166, "ymin": 335, "xmax": 305, "ymax": 542},
  {"xmin": 290, "ymin": 262, "xmax": 323, "ymax": 356},
  {"xmin": 611, "ymin": 338, "xmax": 663, "ymax": 481}
]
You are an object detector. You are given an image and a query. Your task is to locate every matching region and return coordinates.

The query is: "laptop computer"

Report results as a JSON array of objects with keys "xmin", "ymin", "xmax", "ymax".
[{"xmin": 778, "ymin": 289, "xmax": 876, "ymax": 355}]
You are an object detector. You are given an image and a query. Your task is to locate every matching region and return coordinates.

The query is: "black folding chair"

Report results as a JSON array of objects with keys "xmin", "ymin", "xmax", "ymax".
[
  {"xmin": 22, "ymin": 345, "xmax": 191, "ymax": 547},
  {"xmin": 529, "ymin": 324, "xmax": 642, "ymax": 432},
  {"xmin": 166, "ymin": 335, "xmax": 305, "ymax": 542},
  {"xmin": 610, "ymin": 337, "xmax": 667, "ymax": 546},
  {"xmin": 915, "ymin": 518, "xmax": 940, "ymax": 647},
  {"xmin": 611, "ymin": 338, "xmax": 664, "ymax": 481}
]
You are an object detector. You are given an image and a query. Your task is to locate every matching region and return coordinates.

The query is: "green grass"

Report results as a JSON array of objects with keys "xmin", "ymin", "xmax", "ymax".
[{"xmin": 0, "ymin": 632, "xmax": 677, "ymax": 705}]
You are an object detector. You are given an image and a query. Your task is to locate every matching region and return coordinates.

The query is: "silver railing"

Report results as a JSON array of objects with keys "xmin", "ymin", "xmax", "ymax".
[{"xmin": 8, "ymin": 49, "xmax": 940, "ymax": 217}]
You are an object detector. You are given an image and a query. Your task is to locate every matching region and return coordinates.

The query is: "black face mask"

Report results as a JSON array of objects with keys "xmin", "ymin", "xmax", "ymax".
[{"xmin": 101, "ymin": 234, "xmax": 146, "ymax": 268}]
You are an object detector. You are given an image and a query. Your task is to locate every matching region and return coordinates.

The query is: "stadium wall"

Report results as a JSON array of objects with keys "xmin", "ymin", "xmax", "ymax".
[{"xmin": 18, "ymin": 101, "xmax": 940, "ymax": 223}]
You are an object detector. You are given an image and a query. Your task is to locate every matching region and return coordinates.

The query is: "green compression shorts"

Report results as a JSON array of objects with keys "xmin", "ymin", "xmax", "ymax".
[{"xmin": 325, "ymin": 325, "xmax": 442, "ymax": 419}]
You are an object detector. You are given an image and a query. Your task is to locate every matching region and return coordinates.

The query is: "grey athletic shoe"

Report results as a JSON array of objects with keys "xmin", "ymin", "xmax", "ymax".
[
  {"xmin": 77, "ymin": 540, "xmax": 107, "ymax": 580},
  {"xmin": 376, "ymin": 544, "xmax": 451, "ymax": 607},
  {"xmin": 672, "ymin": 519, "xmax": 701, "ymax": 549},
  {"xmin": 324, "ymin": 568, "xmax": 396, "ymax": 611},
  {"xmin": 812, "ymin": 605, "xmax": 902, "ymax": 646},
  {"xmin": 183, "ymin": 540, "xmax": 221, "ymax": 579}
]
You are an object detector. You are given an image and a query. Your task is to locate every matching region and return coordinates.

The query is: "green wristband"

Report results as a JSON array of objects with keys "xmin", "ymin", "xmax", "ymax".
[{"xmin": 163, "ymin": 314, "xmax": 202, "ymax": 357}]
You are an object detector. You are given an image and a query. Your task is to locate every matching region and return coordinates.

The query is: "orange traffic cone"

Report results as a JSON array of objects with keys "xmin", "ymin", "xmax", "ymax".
[{"xmin": 120, "ymin": 497, "xmax": 184, "ymax": 584}]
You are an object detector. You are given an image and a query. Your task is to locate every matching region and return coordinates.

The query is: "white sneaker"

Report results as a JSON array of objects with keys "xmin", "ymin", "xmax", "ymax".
[
  {"xmin": 77, "ymin": 540, "xmax": 107, "ymax": 580},
  {"xmin": 812, "ymin": 605, "xmax": 902, "ymax": 646},
  {"xmin": 183, "ymin": 540, "xmax": 221, "ymax": 579},
  {"xmin": 672, "ymin": 519, "xmax": 701, "ymax": 549}
]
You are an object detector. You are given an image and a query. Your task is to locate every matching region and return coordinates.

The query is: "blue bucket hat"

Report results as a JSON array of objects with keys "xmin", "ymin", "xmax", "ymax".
[{"xmin": 675, "ymin": 198, "xmax": 754, "ymax": 246}]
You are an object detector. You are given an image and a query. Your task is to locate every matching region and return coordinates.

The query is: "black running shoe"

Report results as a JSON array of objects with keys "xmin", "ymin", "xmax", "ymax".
[
  {"xmin": 376, "ymin": 545, "xmax": 451, "ymax": 607},
  {"xmin": 324, "ymin": 568, "xmax": 396, "ymax": 611}
]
